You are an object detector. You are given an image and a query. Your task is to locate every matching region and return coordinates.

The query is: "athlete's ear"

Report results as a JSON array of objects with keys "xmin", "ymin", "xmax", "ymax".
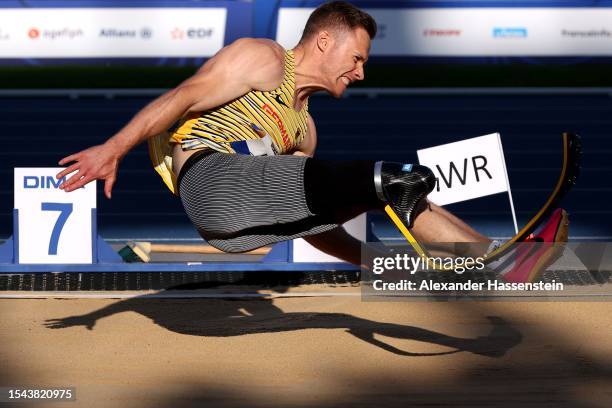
[{"xmin": 316, "ymin": 30, "xmax": 330, "ymax": 52}]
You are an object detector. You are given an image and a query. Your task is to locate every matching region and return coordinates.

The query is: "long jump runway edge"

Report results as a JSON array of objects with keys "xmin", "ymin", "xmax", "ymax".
[
  {"xmin": 0, "ymin": 291, "xmax": 362, "ymax": 299},
  {"xmin": 1, "ymin": 291, "xmax": 610, "ymax": 299}
]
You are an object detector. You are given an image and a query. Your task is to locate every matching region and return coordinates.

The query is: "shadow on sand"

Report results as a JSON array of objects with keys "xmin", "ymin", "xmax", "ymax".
[
  {"xmin": 4, "ymin": 275, "xmax": 607, "ymax": 407},
  {"xmin": 43, "ymin": 276, "xmax": 521, "ymax": 358}
]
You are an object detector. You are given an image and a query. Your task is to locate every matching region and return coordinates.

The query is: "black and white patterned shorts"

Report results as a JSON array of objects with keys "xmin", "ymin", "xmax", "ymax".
[{"xmin": 178, "ymin": 150, "xmax": 337, "ymax": 253}]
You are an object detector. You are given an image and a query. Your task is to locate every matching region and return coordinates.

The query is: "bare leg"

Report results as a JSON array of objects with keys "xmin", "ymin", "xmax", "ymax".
[
  {"xmin": 304, "ymin": 204, "xmax": 376, "ymax": 265},
  {"xmin": 304, "ymin": 227, "xmax": 363, "ymax": 265},
  {"xmin": 307, "ymin": 200, "xmax": 493, "ymax": 263},
  {"xmin": 411, "ymin": 200, "xmax": 491, "ymax": 258}
]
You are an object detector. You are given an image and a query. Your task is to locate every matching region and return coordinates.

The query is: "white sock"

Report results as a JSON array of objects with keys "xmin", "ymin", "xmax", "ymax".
[
  {"xmin": 485, "ymin": 240, "xmax": 515, "ymax": 274},
  {"xmin": 486, "ymin": 240, "xmax": 502, "ymax": 255}
]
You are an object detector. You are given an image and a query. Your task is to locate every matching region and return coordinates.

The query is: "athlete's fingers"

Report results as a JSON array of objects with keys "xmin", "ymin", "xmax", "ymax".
[
  {"xmin": 104, "ymin": 176, "xmax": 115, "ymax": 199},
  {"xmin": 61, "ymin": 171, "xmax": 87, "ymax": 192},
  {"xmin": 58, "ymin": 153, "xmax": 80, "ymax": 166},
  {"xmin": 56, "ymin": 163, "xmax": 80, "ymax": 181},
  {"xmin": 63, "ymin": 175, "xmax": 93, "ymax": 192}
]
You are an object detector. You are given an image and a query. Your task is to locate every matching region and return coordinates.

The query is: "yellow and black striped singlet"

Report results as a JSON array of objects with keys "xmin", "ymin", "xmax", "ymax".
[{"xmin": 149, "ymin": 49, "xmax": 309, "ymax": 194}]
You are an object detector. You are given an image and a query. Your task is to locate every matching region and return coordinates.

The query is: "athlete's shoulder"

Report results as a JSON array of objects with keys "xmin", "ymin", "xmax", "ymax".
[
  {"xmin": 226, "ymin": 38, "xmax": 285, "ymax": 71},
  {"xmin": 187, "ymin": 38, "xmax": 286, "ymax": 94},
  {"xmin": 220, "ymin": 38, "xmax": 286, "ymax": 90},
  {"xmin": 228, "ymin": 38, "xmax": 284, "ymax": 55}
]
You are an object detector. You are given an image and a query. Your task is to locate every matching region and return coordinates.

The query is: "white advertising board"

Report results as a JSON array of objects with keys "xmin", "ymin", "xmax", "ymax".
[
  {"xmin": 276, "ymin": 8, "xmax": 612, "ymax": 56},
  {"xmin": 0, "ymin": 8, "xmax": 226, "ymax": 57}
]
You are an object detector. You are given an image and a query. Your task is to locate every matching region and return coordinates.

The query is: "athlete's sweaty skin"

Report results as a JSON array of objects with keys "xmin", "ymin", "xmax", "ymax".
[{"xmin": 56, "ymin": 26, "xmax": 488, "ymax": 264}]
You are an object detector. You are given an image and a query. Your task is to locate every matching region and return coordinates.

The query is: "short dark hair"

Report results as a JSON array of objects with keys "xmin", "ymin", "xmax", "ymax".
[{"xmin": 299, "ymin": 1, "xmax": 377, "ymax": 44}]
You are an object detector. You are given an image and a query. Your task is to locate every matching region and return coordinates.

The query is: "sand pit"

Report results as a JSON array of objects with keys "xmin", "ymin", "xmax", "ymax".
[{"xmin": 0, "ymin": 287, "xmax": 611, "ymax": 407}]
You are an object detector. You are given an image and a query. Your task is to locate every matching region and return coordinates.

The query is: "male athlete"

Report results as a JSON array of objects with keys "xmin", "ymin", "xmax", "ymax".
[{"xmin": 56, "ymin": 1, "xmax": 568, "ymax": 282}]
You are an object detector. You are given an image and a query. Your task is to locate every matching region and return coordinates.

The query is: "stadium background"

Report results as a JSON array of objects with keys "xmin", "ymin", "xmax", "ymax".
[
  {"xmin": 0, "ymin": 4, "xmax": 611, "ymax": 407},
  {"xmin": 1, "ymin": 0, "xmax": 611, "ymax": 246}
]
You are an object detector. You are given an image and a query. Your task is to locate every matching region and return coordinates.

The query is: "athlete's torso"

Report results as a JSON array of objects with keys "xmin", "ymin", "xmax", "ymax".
[
  {"xmin": 149, "ymin": 48, "xmax": 309, "ymax": 193},
  {"xmin": 172, "ymin": 48, "xmax": 308, "ymax": 154}
]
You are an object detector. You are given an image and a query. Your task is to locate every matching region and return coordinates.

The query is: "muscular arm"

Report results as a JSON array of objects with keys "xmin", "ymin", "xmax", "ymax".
[
  {"xmin": 57, "ymin": 38, "xmax": 285, "ymax": 198},
  {"xmin": 104, "ymin": 40, "xmax": 283, "ymax": 154}
]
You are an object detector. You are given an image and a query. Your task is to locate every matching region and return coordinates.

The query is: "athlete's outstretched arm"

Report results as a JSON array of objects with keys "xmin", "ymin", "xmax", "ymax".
[{"xmin": 56, "ymin": 38, "xmax": 285, "ymax": 198}]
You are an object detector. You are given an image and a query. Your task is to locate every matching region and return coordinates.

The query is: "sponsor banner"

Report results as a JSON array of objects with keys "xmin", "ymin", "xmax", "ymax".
[
  {"xmin": 0, "ymin": 8, "xmax": 226, "ymax": 58},
  {"xmin": 276, "ymin": 8, "xmax": 612, "ymax": 56}
]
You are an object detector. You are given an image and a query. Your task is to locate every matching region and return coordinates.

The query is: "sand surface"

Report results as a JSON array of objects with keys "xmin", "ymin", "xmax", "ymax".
[{"xmin": 0, "ymin": 287, "xmax": 611, "ymax": 407}]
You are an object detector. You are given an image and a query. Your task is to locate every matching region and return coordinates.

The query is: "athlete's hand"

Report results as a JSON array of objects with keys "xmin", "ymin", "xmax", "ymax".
[{"xmin": 56, "ymin": 141, "xmax": 122, "ymax": 199}]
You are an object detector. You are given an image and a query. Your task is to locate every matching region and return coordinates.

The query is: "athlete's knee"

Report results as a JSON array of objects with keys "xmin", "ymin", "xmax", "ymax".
[{"xmin": 413, "ymin": 197, "xmax": 431, "ymax": 219}]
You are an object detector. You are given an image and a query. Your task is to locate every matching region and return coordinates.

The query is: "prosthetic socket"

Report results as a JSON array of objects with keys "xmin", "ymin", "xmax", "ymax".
[{"xmin": 374, "ymin": 162, "xmax": 436, "ymax": 227}]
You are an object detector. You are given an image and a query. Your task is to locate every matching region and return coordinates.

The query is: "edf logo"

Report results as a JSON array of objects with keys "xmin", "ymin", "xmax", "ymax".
[
  {"xmin": 24, "ymin": 176, "xmax": 65, "ymax": 189},
  {"xmin": 187, "ymin": 28, "xmax": 213, "ymax": 38}
]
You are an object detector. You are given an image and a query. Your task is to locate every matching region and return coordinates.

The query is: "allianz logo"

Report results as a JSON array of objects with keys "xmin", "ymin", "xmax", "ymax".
[
  {"xmin": 99, "ymin": 27, "xmax": 153, "ymax": 39},
  {"xmin": 493, "ymin": 27, "xmax": 528, "ymax": 38}
]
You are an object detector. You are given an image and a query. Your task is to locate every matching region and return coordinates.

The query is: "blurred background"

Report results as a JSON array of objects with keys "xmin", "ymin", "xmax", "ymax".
[{"xmin": 1, "ymin": 0, "xmax": 611, "ymax": 244}]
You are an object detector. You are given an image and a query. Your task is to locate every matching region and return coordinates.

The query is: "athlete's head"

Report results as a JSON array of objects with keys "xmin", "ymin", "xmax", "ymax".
[{"xmin": 298, "ymin": 1, "xmax": 376, "ymax": 97}]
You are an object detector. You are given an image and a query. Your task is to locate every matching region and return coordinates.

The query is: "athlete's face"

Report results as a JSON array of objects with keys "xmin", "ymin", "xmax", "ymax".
[{"xmin": 322, "ymin": 27, "xmax": 370, "ymax": 97}]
